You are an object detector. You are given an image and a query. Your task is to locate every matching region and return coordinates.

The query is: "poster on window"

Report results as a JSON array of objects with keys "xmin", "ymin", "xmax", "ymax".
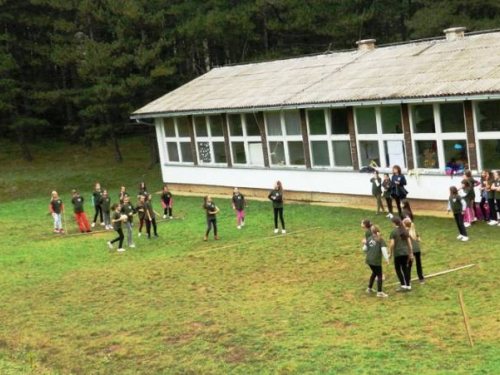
[{"xmin": 386, "ymin": 141, "xmax": 405, "ymax": 168}]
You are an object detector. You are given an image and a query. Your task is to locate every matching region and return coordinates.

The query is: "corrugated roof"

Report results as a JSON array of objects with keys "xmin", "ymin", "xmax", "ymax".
[{"xmin": 133, "ymin": 31, "xmax": 500, "ymax": 117}]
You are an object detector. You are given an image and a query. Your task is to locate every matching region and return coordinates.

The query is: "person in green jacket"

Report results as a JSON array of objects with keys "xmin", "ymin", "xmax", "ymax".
[
  {"xmin": 362, "ymin": 225, "xmax": 389, "ymax": 298},
  {"xmin": 370, "ymin": 171, "xmax": 385, "ymax": 215},
  {"xmin": 403, "ymin": 218, "xmax": 424, "ymax": 284},
  {"xmin": 268, "ymin": 181, "xmax": 285, "ymax": 234},
  {"xmin": 389, "ymin": 217, "xmax": 414, "ymax": 292},
  {"xmin": 382, "ymin": 173, "xmax": 394, "ymax": 219}
]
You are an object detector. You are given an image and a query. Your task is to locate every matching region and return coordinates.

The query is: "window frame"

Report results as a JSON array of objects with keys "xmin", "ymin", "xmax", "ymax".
[
  {"xmin": 473, "ymin": 100, "xmax": 500, "ymax": 170},
  {"xmin": 227, "ymin": 113, "xmax": 263, "ymax": 166},
  {"xmin": 193, "ymin": 115, "xmax": 227, "ymax": 166},
  {"xmin": 162, "ymin": 117, "xmax": 195, "ymax": 165}
]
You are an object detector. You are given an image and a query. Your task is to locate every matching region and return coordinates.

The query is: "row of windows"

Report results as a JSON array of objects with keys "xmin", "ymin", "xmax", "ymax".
[{"xmin": 160, "ymin": 100, "xmax": 500, "ymax": 171}]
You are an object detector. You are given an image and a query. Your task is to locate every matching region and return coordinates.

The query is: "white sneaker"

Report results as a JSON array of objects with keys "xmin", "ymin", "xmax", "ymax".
[
  {"xmin": 274, "ymin": 229, "xmax": 279, "ymax": 234},
  {"xmin": 377, "ymin": 292, "xmax": 388, "ymax": 298},
  {"xmin": 130, "ymin": 243, "xmax": 136, "ymax": 248},
  {"xmin": 163, "ymin": 215, "xmax": 167, "ymax": 219},
  {"xmin": 100, "ymin": 222, "xmax": 105, "ymax": 226},
  {"xmin": 457, "ymin": 235, "xmax": 463, "ymax": 240},
  {"xmin": 138, "ymin": 232, "xmax": 142, "ymax": 237},
  {"xmin": 281, "ymin": 229, "xmax": 287, "ymax": 234},
  {"xmin": 366, "ymin": 287, "xmax": 374, "ymax": 293},
  {"xmin": 464, "ymin": 222, "xmax": 471, "ymax": 228},
  {"xmin": 91, "ymin": 222, "xmax": 96, "ymax": 228},
  {"xmin": 461, "ymin": 236, "xmax": 469, "ymax": 242},
  {"xmin": 241, "ymin": 221, "xmax": 245, "ymax": 227},
  {"xmin": 169, "ymin": 216, "xmax": 173, "ymax": 219},
  {"xmin": 388, "ymin": 213, "xmax": 394, "ymax": 219},
  {"xmin": 488, "ymin": 220, "xmax": 498, "ymax": 226},
  {"xmin": 237, "ymin": 226, "xmax": 241, "ymax": 230},
  {"xmin": 117, "ymin": 248, "xmax": 125, "ymax": 252},
  {"xmin": 107, "ymin": 241, "xmax": 113, "ymax": 250},
  {"xmin": 386, "ymin": 213, "xmax": 391, "ymax": 218}
]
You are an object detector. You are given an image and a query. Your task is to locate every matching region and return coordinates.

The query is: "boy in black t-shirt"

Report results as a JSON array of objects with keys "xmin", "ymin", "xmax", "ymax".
[
  {"xmin": 100, "ymin": 189, "xmax": 112, "ymax": 230},
  {"xmin": 71, "ymin": 189, "xmax": 90, "ymax": 233},
  {"xmin": 107, "ymin": 203, "xmax": 126, "ymax": 252}
]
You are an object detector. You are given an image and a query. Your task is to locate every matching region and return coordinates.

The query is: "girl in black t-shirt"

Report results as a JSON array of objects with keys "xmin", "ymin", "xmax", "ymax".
[
  {"xmin": 203, "ymin": 195, "xmax": 220, "ymax": 241},
  {"xmin": 49, "ymin": 190, "xmax": 64, "ymax": 233},
  {"xmin": 161, "ymin": 185, "xmax": 173, "ymax": 219}
]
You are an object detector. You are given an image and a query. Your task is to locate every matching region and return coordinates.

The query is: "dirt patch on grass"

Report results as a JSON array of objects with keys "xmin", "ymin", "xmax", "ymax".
[{"xmin": 222, "ymin": 346, "xmax": 248, "ymax": 363}]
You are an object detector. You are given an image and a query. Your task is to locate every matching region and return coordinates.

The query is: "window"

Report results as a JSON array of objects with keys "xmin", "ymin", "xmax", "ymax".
[
  {"xmin": 269, "ymin": 141, "xmax": 286, "ymax": 166},
  {"xmin": 479, "ymin": 140, "xmax": 500, "ymax": 169},
  {"xmin": 476, "ymin": 101, "xmax": 500, "ymax": 132},
  {"xmin": 444, "ymin": 140, "xmax": 467, "ymax": 173},
  {"xmin": 227, "ymin": 114, "xmax": 264, "ymax": 166},
  {"xmin": 415, "ymin": 140, "xmax": 439, "ymax": 169},
  {"xmin": 244, "ymin": 113, "xmax": 261, "ymax": 136},
  {"xmin": 194, "ymin": 116, "xmax": 208, "ymax": 137},
  {"xmin": 265, "ymin": 110, "xmax": 305, "ymax": 167},
  {"xmin": 288, "ymin": 141, "xmax": 305, "ymax": 165},
  {"xmin": 474, "ymin": 100, "xmax": 500, "ymax": 170},
  {"xmin": 333, "ymin": 141, "xmax": 353, "ymax": 167},
  {"xmin": 161, "ymin": 117, "xmax": 194, "ymax": 164},
  {"xmin": 331, "ymin": 108, "xmax": 349, "ymax": 134},
  {"xmin": 412, "ymin": 105, "xmax": 435, "ymax": 133},
  {"xmin": 266, "ymin": 111, "xmax": 282, "ymax": 136},
  {"xmin": 356, "ymin": 107, "xmax": 377, "ymax": 134},
  {"xmin": 194, "ymin": 115, "xmax": 227, "ymax": 165},
  {"xmin": 229, "ymin": 114, "xmax": 243, "ymax": 136},
  {"xmin": 213, "ymin": 142, "xmax": 226, "ymax": 163},
  {"xmin": 440, "ymin": 103, "xmax": 465, "ymax": 133},
  {"xmin": 359, "ymin": 141, "xmax": 380, "ymax": 167},
  {"xmin": 209, "ymin": 115, "xmax": 224, "ymax": 136},
  {"xmin": 308, "ymin": 110, "xmax": 327, "ymax": 135},
  {"xmin": 311, "ymin": 141, "xmax": 330, "ymax": 166},
  {"xmin": 231, "ymin": 142, "xmax": 246, "ymax": 164},
  {"xmin": 384, "ymin": 140, "xmax": 405, "ymax": 168},
  {"xmin": 381, "ymin": 106, "xmax": 403, "ymax": 134},
  {"xmin": 284, "ymin": 110, "xmax": 302, "ymax": 135}
]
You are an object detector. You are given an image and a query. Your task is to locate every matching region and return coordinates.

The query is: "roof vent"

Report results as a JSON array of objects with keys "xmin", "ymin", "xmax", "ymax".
[
  {"xmin": 356, "ymin": 39, "xmax": 376, "ymax": 51},
  {"xmin": 444, "ymin": 27, "xmax": 467, "ymax": 41}
]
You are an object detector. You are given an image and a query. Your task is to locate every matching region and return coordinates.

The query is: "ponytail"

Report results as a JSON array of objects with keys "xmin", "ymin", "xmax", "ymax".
[
  {"xmin": 370, "ymin": 224, "xmax": 382, "ymax": 241},
  {"xmin": 403, "ymin": 218, "xmax": 417, "ymax": 240},
  {"xmin": 391, "ymin": 217, "xmax": 408, "ymax": 240}
]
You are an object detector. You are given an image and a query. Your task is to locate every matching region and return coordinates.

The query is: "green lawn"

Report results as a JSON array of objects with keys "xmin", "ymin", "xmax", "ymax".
[{"xmin": 0, "ymin": 139, "xmax": 499, "ymax": 374}]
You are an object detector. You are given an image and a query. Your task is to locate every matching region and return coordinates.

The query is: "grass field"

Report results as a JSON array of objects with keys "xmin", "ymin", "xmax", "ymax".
[{"xmin": 1, "ymin": 139, "xmax": 499, "ymax": 374}]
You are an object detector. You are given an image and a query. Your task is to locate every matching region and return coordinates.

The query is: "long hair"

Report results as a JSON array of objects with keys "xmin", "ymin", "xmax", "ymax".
[
  {"xmin": 202, "ymin": 195, "xmax": 209, "ymax": 209},
  {"xmin": 464, "ymin": 170, "xmax": 472, "ymax": 178},
  {"xmin": 362, "ymin": 219, "xmax": 371, "ymax": 229},
  {"xmin": 370, "ymin": 224, "xmax": 382, "ymax": 241},
  {"xmin": 51, "ymin": 190, "xmax": 58, "ymax": 199},
  {"xmin": 403, "ymin": 218, "xmax": 417, "ymax": 240},
  {"xmin": 276, "ymin": 181, "xmax": 283, "ymax": 195},
  {"xmin": 449, "ymin": 185, "xmax": 458, "ymax": 197},
  {"xmin": 401, "ymin": 199, "xmax": 413, "ymax": 220},
  {"xmin": 391, "ymin": 216, "xmax": 408, "ymax": 240},
  {"xmin": 139, "ymin": 182, "xmax": 147, "ymax": 191},
  {"xmin": 392, "ymin": 165, "xmax": 402, "ymax": 175}
]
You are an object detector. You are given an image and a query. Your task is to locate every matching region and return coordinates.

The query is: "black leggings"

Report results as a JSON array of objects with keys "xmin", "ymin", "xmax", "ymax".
[
  {"xmin": 164, "ymin": 207, "xmax": 173, "ymax": 216},
  {"xmin": 146, "ymin": 218, "xmax": 157, "ymax": 237},
  {"xmin": 273, "ymin": 208, "xmax": 285, "ymax": 229},
  {"xmin": 206, "ymin": 217, "xmax": 217, "ymax": 236},
  {"xmin": 385, "ymin": 197, "xmax": 393, "ymax": 214},
  {"xmin": 410, "ymin": 252, "xmax": 424, "ymax": 281},
  {"xmin": 394, "ymin": 255, "xmax": 411, "ymax": 287},
  {"xmin": 139, "ymin": 217, "xmax": 145, "ymax": 233},
  {"xmin": 111, "ymin": 228, "xmax": 124, "ymax": 248},
  {"xmin": 488, "ymin": 198, "xmax": 498, "ymax": 221},
  {"xmin": 93, "ymin": 205, "xmax": 103, "ymax": 223},
  {"xmin": 480, "ymin": 198, "xmax": 488, "ymax": 221},
  {"xmin": 453, "ymin": 212, "xmax": 467, "ymax": 236},
  {"xmin": 368, "ymin": 265, "xmax": 383, "ymax": 292},
  {"xmin": 394, "ymin": 196, "xmax": 403, "ymax": 217}
]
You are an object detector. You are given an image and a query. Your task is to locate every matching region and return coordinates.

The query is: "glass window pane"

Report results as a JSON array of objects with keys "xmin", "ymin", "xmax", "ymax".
[
  {"xmin": 384, "ymin": 140, "xmax": 406, "ymax": 168},
  {"xmin": 381, "ymin": 106, "xmax": 403, "ymax": 134},
  {"xmin": 440, "ymin": 103, "xmax": 465, "ymax": 133},
  {"xmin": 198, "ymin": 141, "xmax": 211, "ymax": 163},
  {"xmin": 269, "ymin": 141, "xmax": 286, "ymax": 166},
  {"xmin": 476, "ymin": 101, "xmax": 500, "ymax": 132},
  {"xmin": 331, "ymin": 108, "xmax": 349, "ymax": 134},
  {"xmin": 194, "ymin": 116, "xmax": 208, "ymax": 137},
  {"xmin": 177, "ymin": 117, "xmax": 190, "ymax": 137},
  {"xmin": 415, "ymin": 140, "xmax": 439, "ymax": 169},
  {"xmin": 284, "ymin": 110, "xmax": 302, "ymax": 135},
  {"xmin": 245, "ymin": 113, "xmax": 261, "ymax": 136},
  {"xmin": 480, "ymin": 140, "xmax": 500, "ymax": 169},
  {"xmin": 308, "ymin": 110, "xmax": 326, "ymax": 135},
  {"xmin": 444, "ymin": 140, "xmax": 468, "ymax": 173},
  {"xmin": 356, "ymin": 107, "xmax": 377, "ymax": 134},
  {"xmin": 266, "ymin": 111, "xmax": 282, "ymax": 136},
  {"xmin": 164, "ymin": 118, "xmax": 176, "ymax": 137},
  {"xmin": 167, "ymin": 142, "xmax": 179, "ymax": 162},
  {"xmin": 180, "ymin": 142, "xmax": 193, "ymax": 163},
  {"xmin": 311, "ymin": 141, "xmax": 330, "ymax": 166},
  {"xmin": 359, "ymin": 140, "xmax": 380, "ymax": 167},
  {"xmin": 412, "ymin": 105, "xmax": 435, "ymax": 133},
  {"xmin": 288, "ymin": 141, "xmax": 305, "ymax": 165},
  {"xmin": 333, "ymin": 141, "xmax": 352, "ymax": 167},
  {"xmin": 209, "ymin": 115, "xmax": 223, "ymax": 137},
  {"xmin": 213, "ymin": 142, "xmax": 226, "ymax": 163},
  {"xmin": 228, "ymin": 114, "xmax": 243, "ymax": 136},
  {"xmin": 232, "ymin": 142, "xmax": 246, "ymax": 164}
]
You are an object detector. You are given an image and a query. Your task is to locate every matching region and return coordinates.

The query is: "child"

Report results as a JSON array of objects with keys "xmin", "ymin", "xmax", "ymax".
[
  {"xmin": 389, "ymin": 217, "xmax": 414, "ymax": 292},
  {"xmin": 100, "ymin": 189, "xmax": 112, "ymax": 230},
  {"xmin": 161, "ymin": 185, "xmax": 173, "ymax": 219},
  {"xmin": 382, "ymin": 173, "xmax": 394, "ymax": 219},
  {"xmin": 447, "ymin": 186, "xmax": 469, "ymax": 241},
  {"xmin": 136, "ymin": 195, "xmax": 146, "ymax": 237},
  {"xmin": 462, "ymin": 170, "xmax": 479, "ymax": 223},
  {"xmin": 370, "ymin": 171, "xmax": 385, "ymax": 215},
  {"xmin": 460, "ymin": 179, "xmax": 474, "ymax": 227},
  {"xmin": 71, "ymin": 189, "xmax": 90, "ymax": 233},
  {"xmin": 144, "ymin": 194, "xmax": 159, "ymax": 238},
  {"xmin": 232, "ymin": 187, "xmax": 247, "ymax": 229},
  {"xmin": 363, "ymin": 225, "xmax": 389, "ymax": 297},
  {"xmin": 203, "ymin": 195, "xmax": 220, "ymax": 241},
  {"xmin": 493, "ymin": 171, "xmax": 500, "ymax": 226},
  {"xmin": 391, "ymin": 165, "xmax": 408, "ymax": 218},
  {"xmin": 49, "ymin": 191, "xmax": 64, "ymax": 233},
  {"xmin": 91, "ymin": 182, "xmax": 104, "ymax": 228},
  {"xmin": 119, "ymin": 186, "xmax": 130, "ymax": 204},
  {"xmin": 138, "ymin": 182, "xmax": 149, "ymax": 198},
  {"xmin": 403, "ymin": 218, "xmax": 424, "ymax": 284},
  {"xmin": 485, "ymin": 170, "xmax": 498, "ymax": 226},
  {"xmin": 401, "ymin": 199, "xmax": 414, "ymax": 221},
  {"xmin": 268, "ymin": 181, "xmax": 285, "ymax": 234},
  {"xmin": 361, "ymin": 219, "xmax": 372, "ymax": 241},
  {"xmin": 121, "ymin": 196, "xmax": 136, "ymax": 248},
  {"xmin": 107, "ymin": 203, "xmax": 126, "ymax": 252}
]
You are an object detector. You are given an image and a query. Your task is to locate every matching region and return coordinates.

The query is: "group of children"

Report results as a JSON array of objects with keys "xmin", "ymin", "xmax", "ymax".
[{"xmin": 369, "ymin": 166, "xmax": 412, "ymax": 219}]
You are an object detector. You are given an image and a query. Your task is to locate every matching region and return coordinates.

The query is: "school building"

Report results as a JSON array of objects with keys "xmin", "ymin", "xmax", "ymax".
[{"xmin": 132, "ymin": 28, "xmax": 500, "ymax": 206}]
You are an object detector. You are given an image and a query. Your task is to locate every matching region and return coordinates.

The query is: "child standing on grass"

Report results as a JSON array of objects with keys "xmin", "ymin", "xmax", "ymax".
[
  {"xmin": 100, "ymin": 189, "xmax": 112, "ymax": 230},
  {"xmin": 232, "ymin": 187, "xmax": 247, "ymax": 229},
  {"xmin": 107, "ymin": 203, "xmax": 126, "ymax": 252},
  {"xmin": 203, "ymin": 195, "xmax": 220, "ymax": 241},
  {"xmin": 461, "ymin": 170, "xmax": 479, "ymax": 223},
  {"xmin": 49, "ymin": 191, "xmax": 64, "ymax": 234},
  {"xmin": 389, "ymin": 217, "xmax": 414, "ymax": 292},
  {"xmin": 144, "ymin": 194, "xmax": 159, "ymax": 238},
  {"xmin": 268, "ymin": 181, "xmax": 285, "ymax": 234},
  {"xmin": 362, "ymin": 225, "xmax": 389, "ymax": 298},
  {"xmin": 493, "ymin": 171, "xmax": 500, "ymax": 226},
  {"xmin": 403, "ymin": 218, "xmax": 424, "ymax": 284},
  {"xmin": 370, "ymin": 171, "xmax": 385, "ymax": 215},
  {"xmin": 460, "ymin": 179, "xmax": 474, "ymax": 227},
  {"xmin": 71, "ymin": 189, "xmax": 90, "ymax": 233},
  {"xmin": 91, "ymin": 182, "xmax": 104, "ymax": 228},
  {"xmin": 118, "ymin": 186, "xmax": 129, "ymax": 204},
  {"xmin": 136, "ymin": 195, "xmax": 146, "ymax": 237},
  {"xmin": 161, "ymin": 185, "xmax": 173, "ymax": 219},
  {"xmin": 382, "ymin": 173, "xmax": 394, "ymax": 219},
  {"xmin": 361, "ymin": 219, "xmax": 372, "ymax": 241},
  {"xmin": 138, "ymin": 182, "xmax": 149, "ymax": 198},
  {"xmin": 448, "ymin": 186, "xmax": 469, "ymax": 242},
  {"xmin": 391, "ymin": 165, "xmax": 408, "ymax": 218},
  {"xmin": 121, "ymin": 196, "xmax": 136, "ymax": 248}
]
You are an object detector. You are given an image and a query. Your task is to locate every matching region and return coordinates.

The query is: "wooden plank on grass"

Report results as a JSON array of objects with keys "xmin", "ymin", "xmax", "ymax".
[
  {"xmin": 458, "ymin": 290, "xmax": 474, "ymax": 347},
  {"xmin": 389, "ymin": 264, "xmax": 475, "ymax": 285}
]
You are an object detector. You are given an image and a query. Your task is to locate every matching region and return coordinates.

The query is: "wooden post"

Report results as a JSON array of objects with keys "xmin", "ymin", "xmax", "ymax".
[
  {"xmin": 300, "ymin": 109, "xmax": 312, "ymax": 169},
  {"xmin": 346, "ymin": 107, "xmax": 359, "ymax": 171},
  {"xmin": 401, "ymin": 103, "xmax": 415, "ymax": 170},
  {"xmin": 463, "ymin": 101, "xmax": 478, "ymax": 171},
  {"xmin": 221, "ymin": 113, "xmax": 232, "ymax": 167},
  {"xmin": 255, "ymin": 112, "xmax": 270, "ymax": 167},
  {"xmin": 187, "ymin": 115, "xmax": 198, "ymax": 166}
]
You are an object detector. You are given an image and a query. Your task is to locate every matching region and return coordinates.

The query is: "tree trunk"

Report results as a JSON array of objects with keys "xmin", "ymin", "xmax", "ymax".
[
  {"xmin": 109, "ymin": 121, "xmax": 123, "ymax": 163},
  {"xmin": 16, "ymin": 125, "xmax": 33, "ymax": 161}
]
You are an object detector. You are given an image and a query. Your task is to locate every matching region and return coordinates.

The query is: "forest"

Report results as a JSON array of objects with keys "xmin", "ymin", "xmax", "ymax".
[{"xmin": 1, "ymin": 0, "xmax": 500, "ymax": 161}]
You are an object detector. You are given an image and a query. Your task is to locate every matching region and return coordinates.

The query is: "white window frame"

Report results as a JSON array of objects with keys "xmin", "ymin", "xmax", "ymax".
[
  {"xmin": 265, "ymin": 110, "xmax": 306, "ymax": 168},
  {"xmin": 354, "ymin": 106, "xmax": 406, "ymax": 171},
  {"xmin": 473, "ymin": 100, "xmax": 500, "ymax": 171},
  {"xmin": 163, "ymin": 117, "xmax": 194, "ymax": 165},
  {"xmin": 306, "ymin": 109, "xmax": 353, "ymax": 170},
  {"xmin": 410, "ymin": 103, "xmax": 468, "ymax": 172},
  {"xmin": 227, "ymin": 113, "xmax": 262, "ymax": 166},
  {"xmin": 194, "ymin": 115, "xmax": 227, "ymax": 166}
]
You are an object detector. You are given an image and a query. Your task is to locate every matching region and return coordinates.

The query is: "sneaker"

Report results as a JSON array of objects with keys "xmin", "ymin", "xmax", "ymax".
[
  {"xmin": 366, "ymin": 287, "xmax": 374, "ymax": 293},
  {"xmin": 274, "ymin": 229, "xmax": 279, "ymax": 234},
  {"xmin": 53, "ymin": 229, "xmax": 59, "ymax": 233},
  {"xmin": 130, "ymin": 243, "xmax": 136, "ymax": 248},
  {"xmin": 386, "ymin": 213, "xmax": 391, "ymax": 218},
  {"xmin": 169, "ymin": 216, "xmax": 173, "ymax": 219},
  {"xmin": 281, "ymin": 229, "xmax": 287, "ymax": 234},
  {"xmin": 457, "ymin": 235, "xmax": 463, "ymax": 240},
  {"xmin": 488, "ymin": 220, "xmax": 498, "ymax": 226},
  {"xmin": 382, "ymin": 274, "xmax": 386, "ymax": 280},
  {"xmin": 163, "ymin": 215, "xmax": 167, "ymax": 219},
  {"xmin": 419, "ymin": 279, "xmax": 425, "ymax": 285},
  {"xmin": 138, "ymin": 232, "xmax": 142, "ymax": 237},
  {"xmin": 406, "ymin": 286, "xmax": 412, "ymax": 291},
  {"xmin": 91, "ymin": 222, "xmax": 96, "ymax": 228},
  {"xmin": 117, "ymin": 248, "xmax": 125, "ymax": 252},
  {"xmin": 396, "ymin": 286, "xmax": 406, "ymax": 292},
  {"xmin": 241, "ymin": 221, "xmax": 245, "ymax": 227},
  {"xmin": 377, "ymin": 292, "xmax": 389, "ymax": 298},
  {"xmin": 237, "ymin": 226, "xmax": 241, "ymax": 230},
  {"xmin": 154, "ymin": 234, "xmax": 159, "ymax": 238},
  {"xmin": 86, "ymin": 230, "xmax": 91, "ymax": 233},
  {"xmin": 461, "ymin": 236, "xmax": 469, "ymax": 242},
  {"xmin": 203, "ymin": 235, "xmax": 208, "ymax": 242},
  {"xmin": 388, "ymin": 213, "xmax": 394, "ymax": 219},
  {"xmin": 107, "ymin": 241, "xmax": 113, "ymax": 250},
  {"xmin": 100, "ymin": 222, "xmax": 105, "ymax": 226},
  {"xmin": 464, "ymin": 222, "xmax": 471, "ymax": 228},
  {"xmin": 214, "ymin": 235, "xmax": 219, "ymax": 240}
]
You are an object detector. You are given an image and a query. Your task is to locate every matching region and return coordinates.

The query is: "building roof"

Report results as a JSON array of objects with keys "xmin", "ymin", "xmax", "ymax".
[{"xmin": 133, "ymin": 31, "xmax": 500, "ymax": 118}]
